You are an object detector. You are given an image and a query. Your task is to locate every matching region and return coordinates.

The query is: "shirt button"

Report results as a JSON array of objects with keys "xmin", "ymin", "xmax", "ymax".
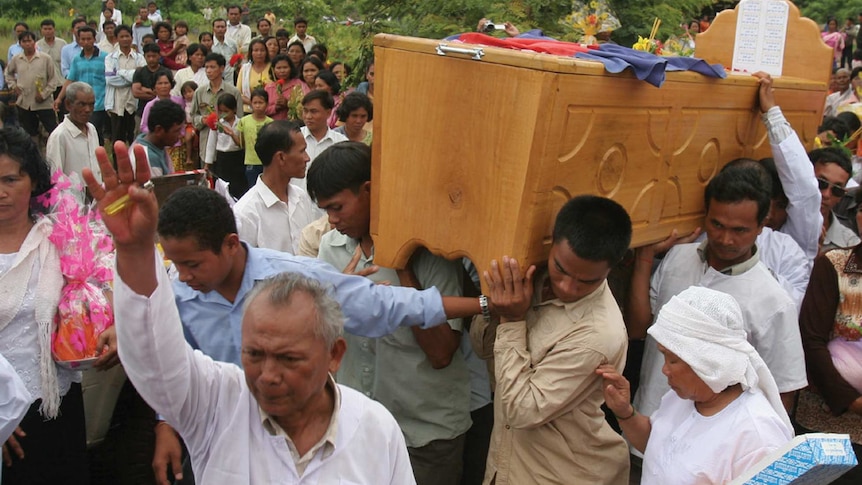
[
  {"xmin": 365, "ymin": 392, "xmax": 371, "ymax": 397},
  {"xmin": 505, "ymin": 425, "xmax": 511, "ymax": 430}
]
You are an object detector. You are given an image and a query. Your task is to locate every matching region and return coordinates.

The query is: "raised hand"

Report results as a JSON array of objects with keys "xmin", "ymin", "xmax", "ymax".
[
  {"xmin": 83, "ymin": 141, "xmax": 157, "ymax": 249},
  {"xmin": 753, "ymin": 71, "xmax": 776, "ymax": 113}
]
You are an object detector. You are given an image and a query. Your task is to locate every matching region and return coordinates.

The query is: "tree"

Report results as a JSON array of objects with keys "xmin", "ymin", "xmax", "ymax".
[{"xmin": 796, "ymin": 0, "xmax": 862, "ymax": 26}]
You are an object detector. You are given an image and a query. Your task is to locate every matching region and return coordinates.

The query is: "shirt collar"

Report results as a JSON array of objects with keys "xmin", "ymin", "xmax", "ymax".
[
  {"xmin": 62, "ymin": 116, "xmax": 87, "ymax": 138},
  {"xmin": 304, "ymin": 127, "xmax": 337, "ymax": 144},
  {"xmin": 530, "ymin": 268, "xmax": 609, "ymax": 319},
  {"xmin": 256, "ymin": 177, "xmax": 298, "ymax": 214},
  {"xmin": 259, "ymin": 374, "xmax": 340, "ymax": 459},
  {"xmin": 79, "ymin": 46, "xmax": 101, "ymax": 58},
  {"xmin": 695, "ymin": 239, "xmax": 760, "ymax": 275}
]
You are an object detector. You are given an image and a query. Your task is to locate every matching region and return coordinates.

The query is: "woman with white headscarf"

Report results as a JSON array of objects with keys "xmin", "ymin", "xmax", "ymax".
[{"xmin": 597, "ymin": 286, "xmax": 793, "ymax": 485}]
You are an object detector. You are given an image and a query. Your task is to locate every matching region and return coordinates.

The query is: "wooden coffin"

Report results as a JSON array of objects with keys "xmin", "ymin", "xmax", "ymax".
[{"xmin": 370, "ymin": 1, "xmax": 831, "ymax": 285}]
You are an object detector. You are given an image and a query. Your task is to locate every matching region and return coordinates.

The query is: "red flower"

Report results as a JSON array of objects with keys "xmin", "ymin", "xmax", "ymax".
[
  {"xmin": 229, "ymin": 53, "xmax": 244, "ymax": 67},
  {"xmin": 205, "ymin": 111, "xmax": 219, "ymax": 130}
]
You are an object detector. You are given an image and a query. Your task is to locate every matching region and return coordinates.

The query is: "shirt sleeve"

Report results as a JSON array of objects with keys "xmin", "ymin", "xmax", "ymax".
[
  {"xmin": 749, "ymin": 298, "xmax": 808, "ymax": 394},
  {"xmin": 0, "ymin": 352, "xmax": 31, "ymax": 443},
  {"xmin": 765, "ymin": 107, "xmax": 823, "ymax": 262},
  {"xmin": 299, "ymin": 258, "xmax": 448, "ymax": 337},
  {"xmin": 412, "ymin": 248, "xmax": 464, "ymax": 331},
  {"xmin": 45, "ymin": 129, "xmax": 64, "ymax": 173},
  {"xmin": 800, "ymin": 254, "xmax": 861, "ymax": 413},
  {"xmin": 493, "ymin": 320, "xmax": 608, "ymax": 428},
  {"xmin": 114, "ymin": 248, "xmax": 244, "ymax": 441}
]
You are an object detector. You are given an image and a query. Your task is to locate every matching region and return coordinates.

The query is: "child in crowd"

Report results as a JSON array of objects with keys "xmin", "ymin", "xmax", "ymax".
[
  {"xmin": 205, "ymin": 93, "xmax": 245, "ymax": 198},
  {"xmin": 174, "ymin": 21, "xmax": 191, "ymax": 66},
  {"xmin": 231, "ymin": 88, "xmax": 273, "ymax": 187},
  {"xmin": 181, "ymin": 81, "xmax": 199, "ymax": 168}
]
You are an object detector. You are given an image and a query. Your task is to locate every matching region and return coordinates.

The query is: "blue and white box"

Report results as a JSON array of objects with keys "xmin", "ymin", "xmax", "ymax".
[{"xmin": 731, "ymin": 433, "xmax": 858, "ymax": 484}]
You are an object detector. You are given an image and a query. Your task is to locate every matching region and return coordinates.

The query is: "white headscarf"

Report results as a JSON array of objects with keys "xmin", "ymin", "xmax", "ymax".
[{"xmin": 647, "ymin": 286, "xmax": 792, "ymax": 430}]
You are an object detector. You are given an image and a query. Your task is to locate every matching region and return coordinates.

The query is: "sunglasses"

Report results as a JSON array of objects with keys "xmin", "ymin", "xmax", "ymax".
[{"xmin": 817, "ymin": 177, "xmax": 847, "ymax": 198}]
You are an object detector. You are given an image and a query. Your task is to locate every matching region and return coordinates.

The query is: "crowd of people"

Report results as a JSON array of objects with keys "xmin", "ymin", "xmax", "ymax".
[
  {"xmin": 0, "ymin": 1, "xmax": 375, "ymax": 202},
  {"xmin": 0, "ymin": 4, "xmax": 861, "ymax": 485}
]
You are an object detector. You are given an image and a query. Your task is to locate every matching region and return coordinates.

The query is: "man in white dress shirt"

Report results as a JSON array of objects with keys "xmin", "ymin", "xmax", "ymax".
[
  {"xmin": 226, "ymin": 4, "xmax": 252, "ymax": 54},
  {"xmin": 293, "ymin": 91, "xmax": 347, "ymax": 191},
  {"xmin": 234, "ymin": 121, "xmax": 320, "ymax": 254},
  {"xmin": 84, "ymin": 144, "xmax": 417, "ymax": 485}
]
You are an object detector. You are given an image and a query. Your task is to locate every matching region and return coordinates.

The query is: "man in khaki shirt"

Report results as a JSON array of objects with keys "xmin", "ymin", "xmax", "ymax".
[
  {"xmin": 35, "ymin": 19, "xmax": 67, "ymax": 87},
  {"xmin": 4, "ymin": 30, "xmax": 60, "ymax": 141},
  {"xmin": 474, "ymin": 195, "xmax": 632, "ymax": 485}
]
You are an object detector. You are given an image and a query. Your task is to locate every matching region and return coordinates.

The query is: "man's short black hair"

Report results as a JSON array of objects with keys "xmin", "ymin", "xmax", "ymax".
[
  {"xmin": 17, "ymin": 31, "xmax": 36, "ymax": 43},
  {"xmin": 102, "ymin": 20, "xmax": 116, "ymax": 29},
  {"xmin": 837, "ymin": 111, "xmax": 861, "ymax": 134},
  {"xmin": 551, "ymin": 195, "xmax": 632, "ymax": 265},
  {"xmin": 205, "ymin": 52, "xmax": 226, "ymax": 67},
  {"xmin": 306, "ymin": 142, "xmax": 371, "ymax": 202},
  {"xmin": 294, "ymin": 16, "xmax": 308, "ymax": 26},
  {"xmin": 818, "ymin": 116, "xmax": 851, "ymax": 140},
  {"xmin": 704, "ymin": 163, "xmax": 772, "ymax": 224},
  {"xmin": 302, "ymin": 89, "xmax": 334, "ymax": 110},
  {"xmin": 147, "ymin": 99, "xmax": 185, "ymax": 133},
  {"xmin": 158, "ymin": 186, "xmax": 237, "ymax": 253},
  {"xmin": 809, "ymin": 146, "xmax": 853, "ymax": 177},
  {"xmin": 40, "ymin": 19, "xmax": 55, "ymax": 28},
  {"xmin": 336, "ymin": 92, "xmax": 373, "ymax": 123},
  {"xmin": 71, "ymin": 17, "xmax": 87, "ymax": 30},
  {"xmin": 255, "ymin": 120, "xmax": 303, "ymax": 167},
  {"xmin": 142, "ymin": 43, "xmax": 161, "ymax": 55},
  {"xmin": 275, "ymin": 28, "xmax": 289, "ymax": 38},
  {"xmin": 13, "ymin": 22, "xmax": 29, "ymax": 31},
  {"xmin": 115, "ymin": 24, "xmax": 133, "ymax": 36},
  {"xmin": 77, "ymin": 26, "xmax": 97, "ymax": 39}
]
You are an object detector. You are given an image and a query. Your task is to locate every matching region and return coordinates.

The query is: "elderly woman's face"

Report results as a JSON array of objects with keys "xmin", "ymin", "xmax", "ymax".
[
  {"xmin": 0, "ymin": 155, "xmax": 35, "ymax": 224},
  {"xmin": 659, "ymin": 344, "xmax": 714, "ymax": 401}
]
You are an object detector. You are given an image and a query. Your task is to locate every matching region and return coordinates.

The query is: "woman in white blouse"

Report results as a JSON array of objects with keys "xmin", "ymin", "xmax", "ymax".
[
  {"xmin": 0, "ymin": 128, "xmax": 118, "ymax": 485},
  {"xmin": 598, "ymin": 287, "xmax": 793, "ymax": 485}
]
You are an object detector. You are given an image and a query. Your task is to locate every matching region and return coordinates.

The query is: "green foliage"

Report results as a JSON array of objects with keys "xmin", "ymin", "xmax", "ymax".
[
  {"xmin": 610, "ymin": 0, "xmax": 715, "ymax": 46},
  {"xmin": 796, "ymin": 0, "xmax": 862, "ymax": 25},
  {"xmin": 0, "ymin": 0, "xmax": 65, "ymax": 18}
]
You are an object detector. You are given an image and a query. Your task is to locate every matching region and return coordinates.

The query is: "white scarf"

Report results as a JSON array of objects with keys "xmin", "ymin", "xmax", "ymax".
[
  {"xmin": 0, "ymin": 218, "xmax": 64, "ymax": 418},
  {"xmin": 647, "ymin": 286, "xmax": 793, "ymax": 431},
  {"xmin": 240, "ymin": 61, "xmax": 252, "ymax": 101}
]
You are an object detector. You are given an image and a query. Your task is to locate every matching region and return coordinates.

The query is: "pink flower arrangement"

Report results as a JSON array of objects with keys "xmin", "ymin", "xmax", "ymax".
[{"xmin": 38, "ymin": 171, "xmax": 115, "ymax": 361}]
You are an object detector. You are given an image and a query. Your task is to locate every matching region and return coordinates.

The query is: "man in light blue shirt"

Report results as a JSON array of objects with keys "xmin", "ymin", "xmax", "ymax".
[
  {"xmin": 60, "ymin": 18, "xmax": 86, "ymax": 78},
  {"xmin": 160, "ymin": 185, "xmax": 476, "ymax": 364},
  {"xmin": 150, "ymin": 184, "xmax": 485, "ymax": 484},
  {"xmin": 6, "ymin": 23, "xmax": 28, "ymax": 64}
]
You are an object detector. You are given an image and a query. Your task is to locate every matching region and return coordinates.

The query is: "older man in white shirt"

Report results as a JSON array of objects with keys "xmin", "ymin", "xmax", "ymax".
[
  {"xmin": 46, "ymin": 82, "xmax": 101, "ymax": 184},
  {"xmin": 86, "ymin": 144, "xmax": 416, "ymax": 485}
]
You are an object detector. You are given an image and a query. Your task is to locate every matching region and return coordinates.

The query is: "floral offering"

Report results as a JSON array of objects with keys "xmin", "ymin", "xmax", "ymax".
[
  {"xmin": 35, "ymin": 172, "xmax": 115, "ymax": 362},
  {"xmin": 563, "ymin": 0, "xmax": 620, "ymax": 45}
]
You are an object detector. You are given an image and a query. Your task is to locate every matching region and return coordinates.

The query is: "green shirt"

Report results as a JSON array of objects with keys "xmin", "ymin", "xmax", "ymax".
[
  {"xmin": 317, "ymin": 231, "xmax": 472, "ymax": 448},
  {"xmin": 237, "ymin": 114, "xmax": 273, "ymax": 166}
]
